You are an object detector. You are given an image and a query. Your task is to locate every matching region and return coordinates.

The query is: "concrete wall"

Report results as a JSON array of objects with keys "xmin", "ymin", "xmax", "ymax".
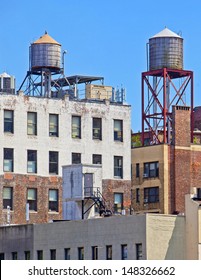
[
  {"xmin": 146, "ymin": 214, "xmax": 185, "ymax": 260},
  {"xmin": 0, "ymin": 93, "xmax": 131, "ymax": 179},
  {"xmin": 0, "ymin": 214, "xmax": 187, "ymax": 260}
]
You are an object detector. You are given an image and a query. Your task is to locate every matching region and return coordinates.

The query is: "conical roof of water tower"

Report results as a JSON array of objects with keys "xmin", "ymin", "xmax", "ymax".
[{"xmin": 33, "ymin": 31, "xmax": 61, "ymax": 45}]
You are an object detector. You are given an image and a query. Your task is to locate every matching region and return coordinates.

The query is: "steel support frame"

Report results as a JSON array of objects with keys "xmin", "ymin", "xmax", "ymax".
[{"xmin": 141, "ymin": 68, "xmax": 194, "ymax": 146}]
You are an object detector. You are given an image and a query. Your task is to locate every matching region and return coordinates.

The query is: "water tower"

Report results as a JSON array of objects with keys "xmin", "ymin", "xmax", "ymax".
[
  {"xmin": 141, "ymin": 28, "xmax": 193, "ymax": 145},
  {"xmin": 19, "ymin": 32, "xmax": 66, "ymax": 97}
]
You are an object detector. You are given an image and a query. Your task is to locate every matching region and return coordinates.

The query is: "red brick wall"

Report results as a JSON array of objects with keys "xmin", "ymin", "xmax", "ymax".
[
  {"xmin": 102, "ymin": 179, "xmax": 131, "ymax": 214},
  {"xmin": 0, "ymin": 174, "xmax": 62, "ymax": 225}
]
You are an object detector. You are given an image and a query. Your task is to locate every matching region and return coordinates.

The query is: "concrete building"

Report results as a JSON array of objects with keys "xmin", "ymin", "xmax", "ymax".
[
  {"xmin": 0, "ymin": 91, "xmax": 131, "ymax": 225},
  {"xmin": 131, "ymin": 105, "xmax": 201, "ymax": 215}
]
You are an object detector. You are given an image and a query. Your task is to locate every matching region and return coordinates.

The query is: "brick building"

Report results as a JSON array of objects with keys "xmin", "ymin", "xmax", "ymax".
[{"xmin": 131, "ymin": 105, "xmax": 201, "ymax": 214}]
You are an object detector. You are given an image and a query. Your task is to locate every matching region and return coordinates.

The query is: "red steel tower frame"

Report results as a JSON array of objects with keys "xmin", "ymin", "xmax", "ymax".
[{"xmin": 141, "ymin": 68, "xmax": 194, "ymax": 146}]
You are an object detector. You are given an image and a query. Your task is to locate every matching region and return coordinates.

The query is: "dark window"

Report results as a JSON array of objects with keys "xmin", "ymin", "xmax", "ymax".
[
  {"xmin": 144, "ymin": 162, "xmax": 159, "ymax": 178},
  {"xmin": 106, "ymin": 245, "xmax": 112, "ymax": 260},
  {"xmin": 12, "ymin": 252, "xmax": 17, "ymax": 260},
  {"xmin": 4, "ymin": 110, "xmax": 14, "ymax": 133},
  {"xmin": 114, "ymin": 193, "xmax": 123, "ymax": 213},
  {"xmin": 92, "ymin": 246, "xmax": 98, "ymax": 260},
  {"xmin": 92, "ymin": 154, "xmax": 102, "ymax": 164},
  {"xmin": 114, "ymin": 156, "xmax": 123, "ymax": 178},
  {"xmin": 136, "ymin": 243, "xmax": 142, "ymax": 260},
  {"xmin": 27, "ymin": 112, "xmax": 37, "ymax": 135},
  {"xmin": 0, "ymin": 253, "xmax": 5, "ymax": 260},
  {"xmin": 84, "ymin": 173, "xmax": 93, "ymax": 197},
  {"xmin": 121, "ymin": 244, "xmax": 128, "ymax": 260},
  {"xmin": 72, "ymin": 153, "xmax": 81, "ymax": 164},
  {"xmin": 93, "ymin": 118, "xmax": 102, "ymax": 140},
  {"xmin": 136, "ymin": 188, "xmax": 140, "ymax": 203},
  {"xmin": 49, "ymin": 114, "xmax": 59, "ymax": 137},
  {"xmin": 4, "ymin": 148, "xmax": 13, "ymax": 172},
  {"xmin": 3, "ymin": 187, "xmax": 13, "ymax": 210},
  {"xmin": 64, "ymin": 248, "xmax": 70, "ymax": 260},
  {"xmin": 49, "ymin": 151, "xmax": 58, "ymax": 174},
  {"xmin": 37, "ymin": 250, "xmax": 43, "ymax": 260},
  {"xmin": 197, "ymin": 188, "xmax": 201, "ymax": 199},
  {"xmin": 25, "ymin": 251, "xmax": 30, "ymax": 260},
  {"xmin": 78, "ymin": 247, "xmax": 84, "ymax": 260},
  {"xmin": 72, "ymin": 116, "xmax": 81, "ymax": 138},
  {"xmin": 50, "ymin": 249, "xmax": 56, "ymax": 260},
  {"xmin": 114, "ymin": 119, "xmax": 123, "ymax": 141},
  {"xmin": 27, "ymin": 188, "xmax": 37, "ymax": 211},
  {"xmin": 144, "ymin": 187, "xmax": 159, "ymax": 203},
  {"xmin": 136, "ymin": 163, "xmax": 140, "ymax": 178},
  {"xmin": 27, "ymin": 150, "xmax": 37, "ymax": 173},
  {"xmin": 49, "ymin": 189, "xmax": 58, "ymax": 212}
]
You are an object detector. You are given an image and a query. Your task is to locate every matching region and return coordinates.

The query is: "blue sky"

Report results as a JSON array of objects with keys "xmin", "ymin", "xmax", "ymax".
[{"xmin": 1, "ymin": 0, "xmax": 201, "ymax": 132}]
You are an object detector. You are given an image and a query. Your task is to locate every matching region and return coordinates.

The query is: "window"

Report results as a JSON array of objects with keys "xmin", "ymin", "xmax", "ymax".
[
  {"xmin": 136, "ymin": 243, "xmax": 142, "ymax": 260},
  {"xmin": 50, "ymin": 249, "xmax": 56, "ymax": 260},
  {"xmin": 12, "ymin": 252, "xmax": 17, "ymax": 260},
  {"xmin": 72, "ymin": 116, "xmax": 81, "ymax": 138},
  {"xmin": 72, "ymin": 153, "xmax": 81, "ymax": 164},
  {"xmin": 92, "ymin": 154, "xmax": 102, "ymax": 164},
  {"xmin": 92, "ymin": 118, "xmax": 102, "ymax": 140},
  {"xmin": 0, "ymin": 253, "xmax": 5, "ymax": 260},
  {"xmin": 27, "ymin": 150, "xmax": 37, "ymax": 173},
  {"xmin": 136, "ymin": 163, "xmax": 140, "ymax": 178},
  {"xmin": 64, "ymin": 248, "xmax": 70, "ymax": 260},
  {"xmin": 4, "ymin": 110, "xmax": 14, "ymax": 133},
  {"xmin": 114, "ymin": 119, "xmax": 123, "ymax": 141},
  {"xmin": 92, "ymin": 246, "xmax": 98, "ymax": 260},
  {"xmin": 3, "ymin": 187, "xmax": 13, "ymax": 210},
  {"xmin": 78, "ymin": 247, "xmax": 84, "ymax": 260},
  {"xmin": 27, "ymin": 189, "xmax": 37, "ymax": 211},
  {"xmin": 106, "ymin": 245, "xmax": 112, "ymax": 260},
  {"xmin": 144, "ymin": 187, "xmax": 159, "ymax": 203},
  {"xmin": 49, "ymin": 114, "xmax": 59, "ymax": 137},
  {"xmin": 49, "ymin": 151, "xmax": 58, "ymax": 174},
  {"xmin": 121, "ymin": 244, "xmax": 128, "ymax": 260},
  {"xmin": 144, "ymin": 162, "xmax": 159, "ymax": 178},
  {"xmin": 4, "ymin": 148, "xmax": 13, "ymax": 172},
  {"xmin": 25, "ymin": 251, "xmax": 30, "ymax": 260},
  {"xmin": 136, "ymin": 188, "xmax": 140, "ymax": 203},
  {"xmin": 114, "ymin": 156, "xmax": 123, "ymax": 178},
  {"xmin": 27, "ymin": 112, "xmax": 37, "ymax": 135},
  {"xmin": 37, "ymin": 250, "xmax": 43, "ymax": 260},
  {"xmin": 114, "ymin": 193, "xmax": 123, "ymax": 213},
  {"xmin": 49, "ymin": 189, "xmax": 58, "ymax": 212}
]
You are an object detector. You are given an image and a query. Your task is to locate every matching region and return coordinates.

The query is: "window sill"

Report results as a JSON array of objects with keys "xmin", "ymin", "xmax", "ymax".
[{"xmin": 48, "ymin": 211, "xmax": 59, "ymax": 214}]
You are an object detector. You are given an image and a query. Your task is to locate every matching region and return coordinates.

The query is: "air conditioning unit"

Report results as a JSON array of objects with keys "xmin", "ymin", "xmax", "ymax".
[{"xmin": 143, "ymin": 173, "xmax": 148, "ymax": 178}]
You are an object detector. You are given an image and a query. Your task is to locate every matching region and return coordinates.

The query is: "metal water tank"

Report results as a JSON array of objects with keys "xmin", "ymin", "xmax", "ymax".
[
  {"xmin": 31, "ymin": 32, "xmax": 61, "ymax": 71},
  {"xmin": 149, "ymin": 27, "xmax": 183, "ymax": 70}
]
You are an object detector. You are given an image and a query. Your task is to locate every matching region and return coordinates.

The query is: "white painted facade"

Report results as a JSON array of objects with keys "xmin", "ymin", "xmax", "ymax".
[{"xmin": 0, "ymin": 92, "xmax": 131, "ymax": 179}]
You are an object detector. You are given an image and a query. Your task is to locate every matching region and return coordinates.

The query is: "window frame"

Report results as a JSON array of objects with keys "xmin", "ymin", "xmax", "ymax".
[
  {"xmin": 114, "ymin": 192, "xmax": 123, "ymax": 214},
  {"xmin": 106, "ymin": 245, "xmax": 112, "ymax": 260},
  {"xmin": 3, "ymin": 148, "xmax": 14, "ymax": 172},
  {"xmin": 48, "ymin": 189, "xmax": 59, "ymax": 212},
  {"xmin": 78, "ymin": 247, "xmax": 84, "ymax": 260},
  {"xmin": 64, "ymin": 248, "xmax": 71, "ymax": 260},
  {"xmin": 3, "ymin": 187, "xmax": 13, "ymax": 210},
  {"xmin": 114, "ymin": 156, "xmax": 123, "ymax": 178},
  {"xmin": 92, "ymin": 118, "xmax": 102, "ymax": 140},
  {"xmin": 27, "ymin": 188, "xmax": 37, "ymax": 211},
  {"xmin": 4, "ymin": 110, "xmax": 14, "ymax": 133},
  {"xmin": 72, "ymin": 116, "xmax": 81, "ymax": 139},
  {"xmin": 49, "ymin": 114, "xmax": 59, "ymax": 137},
  {"xmin": 72, "ymin": 153, "xmax": 81, "ymax": 164},
  {"xmin": 49, "ymin": 151, "xmax": 59, "ymax": 174},
  {"xmin": 92, "ymin": 246, "xmax": 98, "ymax": 260},
  {"xmin": 92, "ymin": 154, "xmax": 102, "ymax": 164},
  {"xmin": 144, "ymin": 187, "xmax": 159, "ymax": 203},
  {"xmin": 27, "ymin": 150, "xmax": 37, "ymax": 173},
  {"xmin": 144, "ymin": 161, "xmax": 159, "ymax": 178},
  {"xmin": 121, "ymin": 244, "xmax": 128, "ymax": 260},
  {"xmin": 136, "ymin": 243, "xmax": 143, "ymax": 260},
  {"xmin": 27, "ymin": 112, "xmax": 37, "ymax": 135},
  {"xmin": 114, "ymin": 119, "xmax": 123, "ymax": 142}
]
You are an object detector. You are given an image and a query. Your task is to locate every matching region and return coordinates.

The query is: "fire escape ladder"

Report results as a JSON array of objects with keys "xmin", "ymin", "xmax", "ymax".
[{"xmin": 92, "ymin": 188, "xmax": 113, "ymax": 217}]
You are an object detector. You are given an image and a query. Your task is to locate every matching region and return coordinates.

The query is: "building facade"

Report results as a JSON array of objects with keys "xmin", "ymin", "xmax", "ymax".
[
  {"xmin": 0, "ymin": 91, "xmax": 131, "ymax": 225},
  {"xmin": 131, "ymin": 105, "xmax": 201, "ymax": 214}
]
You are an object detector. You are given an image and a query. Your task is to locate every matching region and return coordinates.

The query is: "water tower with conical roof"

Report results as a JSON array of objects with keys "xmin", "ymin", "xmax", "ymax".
[
  {"xmin": 19, "ymin": 32, "xmax": 66, "ymax": 97},
  {"xmin": 141, "ymin": 27, "xmax": 193, "ymax": 145}
]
